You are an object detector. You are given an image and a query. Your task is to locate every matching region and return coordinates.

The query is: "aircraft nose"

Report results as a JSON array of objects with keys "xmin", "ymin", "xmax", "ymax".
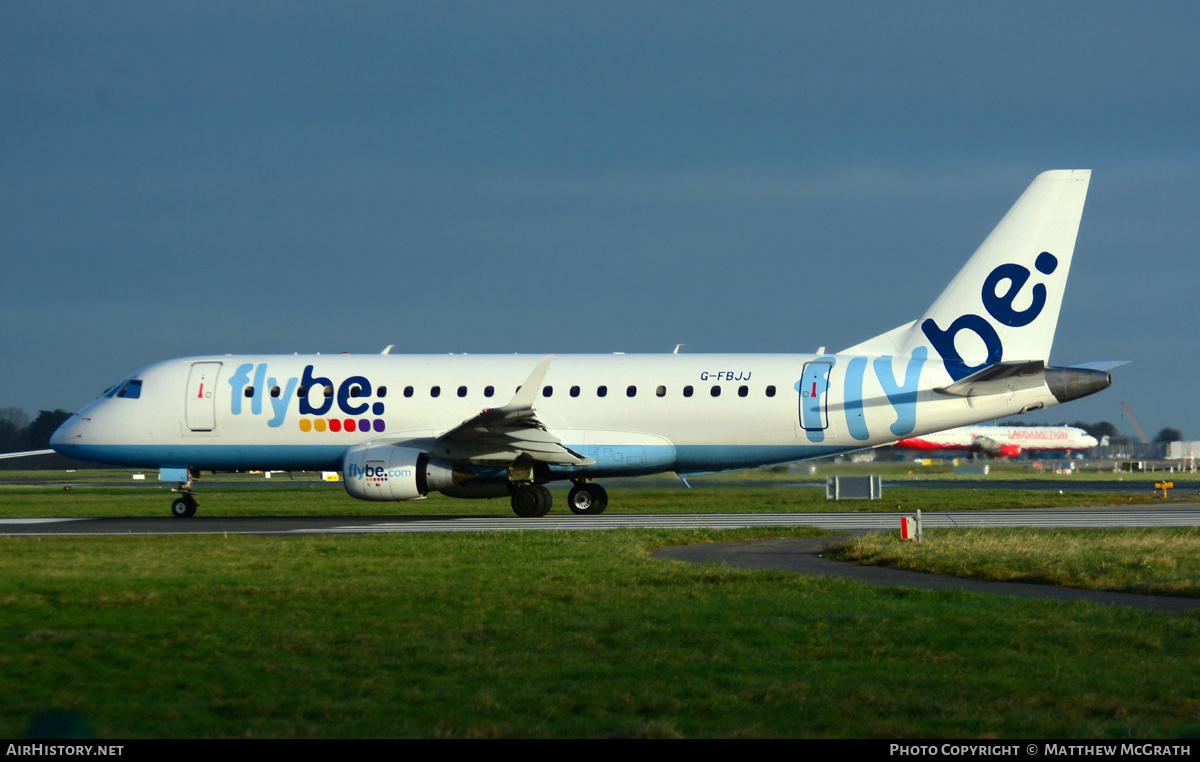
[{"xmin": 49, "ymin": 414, "xmax": 84, "ymax": 454}]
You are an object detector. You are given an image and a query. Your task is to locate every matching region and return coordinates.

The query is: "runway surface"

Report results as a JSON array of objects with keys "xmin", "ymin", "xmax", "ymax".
[{"xmin": 2, "ymin": 504, "xmax": 1198, "ymax": 536}]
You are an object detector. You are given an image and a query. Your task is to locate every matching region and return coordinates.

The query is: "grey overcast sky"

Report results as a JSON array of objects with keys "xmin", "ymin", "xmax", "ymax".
[{"xmin": 2, "ymin": 1, "xmax": 1197, "ymax": 441}]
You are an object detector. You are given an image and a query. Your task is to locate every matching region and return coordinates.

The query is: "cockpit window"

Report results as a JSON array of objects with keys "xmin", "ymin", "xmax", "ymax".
[{"xmin": 116, "ymin": 379, "xmax": 143, "ymax": 399}]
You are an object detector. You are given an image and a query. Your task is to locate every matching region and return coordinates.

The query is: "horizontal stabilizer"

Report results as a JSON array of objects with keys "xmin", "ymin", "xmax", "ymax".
[
  {"xmin": 1070, "ymin": 360, "xmax": 1130, "ymax": 371},
  {"xmin": 935, "ymin": 360, "xmax": 1046, "ymax": 397}
]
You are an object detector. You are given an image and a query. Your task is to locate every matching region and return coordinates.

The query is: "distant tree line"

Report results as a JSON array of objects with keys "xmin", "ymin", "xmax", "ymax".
[{"xmin": 0, "ymin": 408, "xmax": 78, "ymax": 469}]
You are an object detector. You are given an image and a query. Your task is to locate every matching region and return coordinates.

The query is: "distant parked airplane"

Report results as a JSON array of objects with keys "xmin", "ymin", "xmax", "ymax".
[
  {"xmin": 50, "ymin": 170, "xmax": 1112, "ymax": 517},
  {"xmin": 896, "ymin": 425, "xmax": 1099, "ymax": 457}
]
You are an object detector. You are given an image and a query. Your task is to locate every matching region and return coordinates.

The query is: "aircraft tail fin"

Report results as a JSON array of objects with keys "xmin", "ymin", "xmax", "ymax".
[{"xmin": 843, "ymin": 170, "xmax": 1091, "ymax": 381}]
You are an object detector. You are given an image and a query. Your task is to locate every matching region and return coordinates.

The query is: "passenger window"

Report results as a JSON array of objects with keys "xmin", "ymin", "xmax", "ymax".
[
  {"xmin": 297, "ymin": 386, "xmax": 308, "ymax": 397},
  {"xmin": 656, "ymin": 385, "xmax": 666, "ymax": 397},
  {"xmin": 738, "ymin": 385, "xmax": 748, "ymax": 397},
  {"xmin": 570, "ymin": 386, "xmax": 580, "ymax": 397},
  {"xmin": 711, "ymin": 385, "xmax": 721, "ymax": 397},
  {"xmin": 543, "ymin": 386, "xmax": 553, "ymax": 397},
  {"xmin": 431, "ymin": 386, "xmax": 441, "ymax": 398},
  {"xmin": 271, "ymin": 386, "xmax": 281, "ymax": 398},
  {"xmin": 627, "ymin": 386, "xmax": 637, "ymax": 397},
  {"xmin": 244, "ymin": 387, "xmax": 254, "ymax": 398},
  {"xmin": 597, "ymin": 385, "xmax": 608, "ymax": 398},
  {"xmin": 349, "ymin": 385, "xmax": 361, "ymax": 397},
  {"xmin": 683, "ymin": 385, "xmax": 693, "ymax": 397},
  {"xmin": 484, "ymin": 386, "xmax": 495, "ymax": 398},
  {"xmin": 323, "ymin": 386, "xmax": 333, "ymax": 398},
  {"xmin": 458, "ymin": 386, "xmax": 468, "ymax": 398},
  {"xmin": 377, "ymin": 386, "xmax": 387, "ymax": 398},
  {"xmin": 404, "ymin": 386, "xmax": 414, "ymax": 398},
  {"xmin": 766, "ymin": 385, "xmax": 776, "ymax": 397}
]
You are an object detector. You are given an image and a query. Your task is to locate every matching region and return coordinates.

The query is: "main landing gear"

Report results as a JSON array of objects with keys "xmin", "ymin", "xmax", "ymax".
[
  {"xmin": 567, "ymin": 482, "xmax": 608, "ymax": 515},
  {"xmin": 510, "ymin": 483, "xmax": 553, "ymax": 518},
  {"xmin": 508, "ymin": 481, "xmax": 609, "ymax": 518}
]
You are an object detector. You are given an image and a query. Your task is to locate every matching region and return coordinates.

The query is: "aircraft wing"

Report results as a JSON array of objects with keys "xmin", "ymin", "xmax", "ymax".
[{"xmin": 432, "ymin": 355, "xmax": 595, "ymax": 467}]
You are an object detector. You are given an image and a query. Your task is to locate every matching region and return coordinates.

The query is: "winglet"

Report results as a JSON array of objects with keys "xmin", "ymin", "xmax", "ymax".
[{"xmin": 496, "ymin": 355, "xmax": 554, "ymax": 413}]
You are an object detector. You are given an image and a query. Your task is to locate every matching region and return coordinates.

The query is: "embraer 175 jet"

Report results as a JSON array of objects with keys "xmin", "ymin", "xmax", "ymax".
[{"xmin": 51, "ymin": 170, "xmax": 1112, "ymax": 518}]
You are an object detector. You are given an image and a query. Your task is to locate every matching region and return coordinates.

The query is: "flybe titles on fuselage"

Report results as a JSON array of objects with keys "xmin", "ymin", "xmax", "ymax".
[{"xmin": 228, "ymin": 364, "xmax": 386, "ymax": 433}]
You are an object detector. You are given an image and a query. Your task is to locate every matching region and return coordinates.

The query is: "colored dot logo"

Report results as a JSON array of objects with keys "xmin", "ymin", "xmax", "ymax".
[{"xmin": 299, "ymin": 419, "xmax": 386, "ymax": 433}]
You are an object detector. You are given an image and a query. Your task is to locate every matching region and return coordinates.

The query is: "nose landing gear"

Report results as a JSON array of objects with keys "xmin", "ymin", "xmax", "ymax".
[
  {"xmin": 170, "ymin": 494, "xmax": 198, "ymax": 518},
  {"xmin": 169, "ymin": 469, "xmax": 199, "ymax": 518}
]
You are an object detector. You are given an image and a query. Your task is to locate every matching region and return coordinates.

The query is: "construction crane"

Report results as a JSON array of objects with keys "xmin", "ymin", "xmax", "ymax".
[{"xmin": 1121, "ymin": 401, "xmax": 1150, "ymax": 444}]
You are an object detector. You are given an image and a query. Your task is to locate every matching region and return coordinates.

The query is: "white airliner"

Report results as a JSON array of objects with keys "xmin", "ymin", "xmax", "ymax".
[
  {"xmin": 50, "ymin": 170, "xmax": 1112, "ymax": 518},
  {"xmin": 896, "ymin": 425, "xmax": 1099, "ymax": 457}
]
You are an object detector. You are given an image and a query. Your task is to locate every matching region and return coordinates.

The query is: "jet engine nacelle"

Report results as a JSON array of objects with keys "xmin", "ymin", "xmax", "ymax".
[{"xmin": 343, "ymin": 444, "xmax": 457, "ymax": 501}]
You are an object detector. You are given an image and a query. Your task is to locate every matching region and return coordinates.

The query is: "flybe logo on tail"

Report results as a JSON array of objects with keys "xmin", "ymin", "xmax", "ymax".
[
  {"xmin": 228, "ymin": 364, "xmax": 386, "ymax": 432},
  {"xmin": 921, "ymin": 252, "xmax": 1058, "ymax": 381}
]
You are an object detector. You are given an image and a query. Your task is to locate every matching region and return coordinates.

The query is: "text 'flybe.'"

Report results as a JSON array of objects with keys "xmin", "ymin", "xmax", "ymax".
[{"xmin": 228, "ymin": 364, "xmax": 386, "ymax": 432}]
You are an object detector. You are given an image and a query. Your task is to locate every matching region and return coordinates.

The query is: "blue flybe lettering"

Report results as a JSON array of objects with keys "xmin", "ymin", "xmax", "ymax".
[
  {"xmin": 268, "ymin": 377, "xmax": 298, "ymax": 428},
  {"xmin": 839, "ymin": 350, "xmax": 928, "ymax": 441},
  {"xmin": 921, "ymin": 313, "xmax": 1002, "ymax": 382},
  {"xmin": 337, "ymin": 375, "xmax": 372, "ymax": 416},
  {"xmin": 843, "ymin": 356, "xmax": 871, "ymax": 441},
  {"xmin": 230, "ymin": 364, "xmax": 386, "ymax": 427},
  {"xmin": 874, "ymin": 348, "xmax": 926, "ymax": 436},
  {"xmin": 921, "ymin": 253, "xmax": 1057, "ymax": 381},
  {"xmin": 299, "ymin": 365, "xmax": 334, "ymax": 416}
]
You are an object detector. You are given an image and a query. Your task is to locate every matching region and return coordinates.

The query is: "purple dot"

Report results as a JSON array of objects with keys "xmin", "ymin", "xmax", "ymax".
[{"xmin": 373, "ymin": 419, "xmax": 385, "ymax": 432}]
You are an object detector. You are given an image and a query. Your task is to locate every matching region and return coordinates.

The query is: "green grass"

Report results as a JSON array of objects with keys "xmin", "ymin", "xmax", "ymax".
[
  {"xmin": 828, "ymin": 528, "xmax": 1200, "ymax": 597},
  {"xmin": 3, "ymin": 528, "xmax": 1200, "ymax": 738},
  {"xmin": 4, "ymin": 470, "xmax": 1200, "ymax": 737}
]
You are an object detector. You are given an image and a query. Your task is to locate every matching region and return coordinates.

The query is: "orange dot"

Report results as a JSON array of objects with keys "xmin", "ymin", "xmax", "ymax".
[
  {"xmin": 299, "ymin": 419, "xmax": 312, "ymax": 432},
  {"xmin": 315, "ymin": 419, "xmax": 327, "ymax": 432}
]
